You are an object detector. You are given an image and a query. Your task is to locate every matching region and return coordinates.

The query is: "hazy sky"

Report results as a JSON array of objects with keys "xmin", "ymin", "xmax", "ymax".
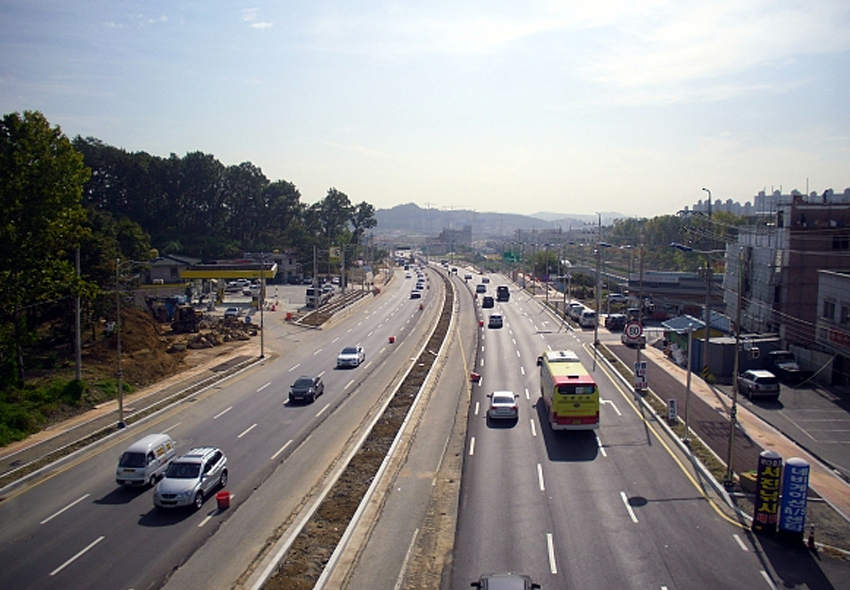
[{"xmin": 2, "ymin": 1, "xmax": 849, "ymax": 217}]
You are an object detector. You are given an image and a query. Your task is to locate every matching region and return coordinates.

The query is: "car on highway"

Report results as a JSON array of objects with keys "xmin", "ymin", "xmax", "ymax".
[
  {"xmin": 289, "ymin": 375, "xmax": 324, "ymax": 403},
  {"xmin": 337, "ymin": 345, "xmax": 365, "ymax": 368},
  {"xmin": 410, "ymin": 290, "xmax": 422, "ymax": 299},
  {"xmin": 482, "ymin": 295, "xmax": 495, "ymax": 308},
  {"xmin": 488, "ymin": 313, "xmax": 503, "ymax": 329},
  {"xmin": 481, "ymin": 277, "xmax": 490, "ymax": 283},
  {"xmin": 475, "ymin": 284, "xmax": 487, "ymax": 294},
  {"xmin": 224, "ymin": 307, "xmax": 241, "ymax": 318},
  {"xmin": 737, "ymin": 369, "xmax": 780, "ymax": 400},
  {"xmin": 153, "ymin": 447, "xmax": 228, "ymax": 510},
  {"xmin": 487, "ymin": 391, "xmax": 518, "ymax": 421},
  {"xmin": 607, "ymin": 293, "xmax": 629, "ymax": 304},
  {"xmin": 471, "ymin": 572, "xmax": 540, "ymax": 589}
]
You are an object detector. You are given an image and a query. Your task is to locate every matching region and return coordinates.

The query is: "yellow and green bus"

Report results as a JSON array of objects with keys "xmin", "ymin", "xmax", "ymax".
[{"xmin": 537, "ymin": 349, "xmax": 599, "ymax": 430}]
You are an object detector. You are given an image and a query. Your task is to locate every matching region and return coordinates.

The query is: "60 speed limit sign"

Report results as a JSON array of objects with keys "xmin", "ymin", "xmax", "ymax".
[{"xmin": 624, "ymin": 321, "xmax": 643, "ymax": 340}]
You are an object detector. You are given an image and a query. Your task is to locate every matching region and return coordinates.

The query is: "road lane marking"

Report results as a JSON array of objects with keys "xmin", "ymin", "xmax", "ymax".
[
  {"xmin": 480, "ymin": 358, "xmax": 484, "ymax": 366},
  {"xmin": 546, "ymin": 533, "xmax": 557, "ymax": 574},
  {"xmin": 601, "ymin": 398, "xmax": 621, "ymax": 416},
  {"xmin": 733, "ymin": 534, "xmax": 749, "ymax": 551},
  {"xmin": 520, "ymin": 366, "xmax": 525, "ymax": 375},
  {"xmin": 537, "ymin": 463, "xmax": 545, "ymax": 491},
  {"xmin": 760, "ymin": 571, "xmax": 778, "ymax": 590},
  {"xmin": 318, "ymin": 370, "xmax": 326, "ymax": 378},
  {"xmin": 530, "ymin": 419, "xmax": 537, "ymax": 438},
  {"xmin": 162, "ymin": 422, "xmax": 181, "ymax": 433},
  {"xmin": 257, "ymin": 382, "xmax": 270, "ymax": 392},
  {"xmin": 620, "ymin": 491, "xmax": 639, "ymax": 523},
  {"xmin": 524, "ymin": 388, "xmax": 529, "ymax": 400},
  {"xmin": 288, "ymin": 363, "xmax": 301, "ymax": 372},
  {"xmin": 516, "ymin": 350, "xmax": 521, "ymax": 357},
  {"xmin": 41, "ymin": 494, "xmax": 90, "ymax": 525},
  {"xmin": 313, "ymin": 348, "xmax": 323, "ymax": 355},
  {"xmin": 332, "ymin": 337, "xmax": 340, "ymax": 343},
  {"xmin": 469, "ymin": 437, "xmax": 476, "ymax": 456},
  {"xmin": 474, "ymin": 401, "xmax": 480, "ymax": 416},
  {"xmin": 199, "ymin": 495, "xmax": 234, "ymax": 528},
  {"xmin": 345, "ymin": 379, "xmax": 355, "ymax": 390},
  {"xmin": 394, "ymin": 528, "xmax": 420, "ymax": 590},
  {"xmin": 596, "ymin": 435, "xmax": 607, "ymax": 457},
  {"xmin": 316, "ymin": 403, "xmax": 330, "ymax": 417},
  {"xmin": 214, "ymin": 406, "xmax": 233, "ymax": 419},
  {"xmin": 271, "ymin": 440, "xmax": 292, "ymax": 460},
  {"xmin": 50, "ymin": 536, "xmax": 105, "ymax": 576},
  {"xmin": 238, "ymin": 423, "xmax": 258, "ymax": 438}
]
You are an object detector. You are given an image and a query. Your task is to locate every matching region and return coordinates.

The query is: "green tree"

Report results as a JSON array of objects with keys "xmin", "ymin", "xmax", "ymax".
[{"xmin": 0, "ymin": 111, "xmax": 90, "ymax": 383}]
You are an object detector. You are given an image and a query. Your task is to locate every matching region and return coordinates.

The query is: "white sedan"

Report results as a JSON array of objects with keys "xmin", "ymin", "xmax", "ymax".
[{"xmin": 337, "ymin": 345, "xmax": 366, "ymax": 368}]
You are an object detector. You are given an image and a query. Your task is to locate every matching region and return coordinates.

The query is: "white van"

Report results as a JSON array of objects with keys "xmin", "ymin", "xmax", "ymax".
[
  {"xmin": 579, "ymin": 309, "xmax": 597, "ymax": 328},
  {"xmin": 116, "ymin": 433, "xmax": 177, "ymax": 487}
]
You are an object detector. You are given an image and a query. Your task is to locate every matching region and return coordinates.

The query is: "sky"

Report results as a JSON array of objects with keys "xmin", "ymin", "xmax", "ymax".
[{"xmin": 2, "ymin": 1, "xmax": 849, "ymax": 218}]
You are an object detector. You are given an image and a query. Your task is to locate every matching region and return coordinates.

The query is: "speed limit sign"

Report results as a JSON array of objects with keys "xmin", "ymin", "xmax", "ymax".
[{"xmin": 625, "ymin": 321, "xmax": 643, "ymax": 340}]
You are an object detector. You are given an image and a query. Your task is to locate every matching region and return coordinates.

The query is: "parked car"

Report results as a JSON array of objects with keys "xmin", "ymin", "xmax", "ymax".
[
  {"xmin": 224, "ymin": 307, "xmax": 241, "ymax": 318},
  {"xmin": 482, "ymin": 296, "xmax": 495, "ymax": 308},
  {"xmin": 487, "ymin": 391, "xmax": 518, "ymax": 421},
  {"xmin": 605, "ymin": 313, "xmax": 627, "ymax": 331},
  {"xmin": 737, "ymin": 369, "xmax": 780, "ymax": 400},
  {"xmin": 488, "ymin": 313, "xmax": 504, "ymax": 329},
  {"xmin": 337, "ymin": 345, "xmax": 365, "ymax": 368},
  {"xmin": 153, "ymin": 447, "xmax": 228, "ymax": 510},
  {"xmin": 765, "ymin": 350, "xmax": 811, "ymax": 383},
  {"xmin": 289, "ymin": 375, "xmax": 324, "ymax": 403},
  {"xmin": 471, "ymin": 573, "xmax": 540, "ymax": 589},
  {"xmin": 607, "ymin": 293, "xmax": 629, "ymax": 304}
]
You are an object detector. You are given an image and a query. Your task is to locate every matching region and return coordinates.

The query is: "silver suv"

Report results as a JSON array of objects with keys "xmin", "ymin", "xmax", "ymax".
[
  {"xmin": 737, "ymin": 369, "xmax": 780, "ymax": 400},
  {"xmin": 153, "ymin": 447, "xmax": 228, "ymax": 510}
]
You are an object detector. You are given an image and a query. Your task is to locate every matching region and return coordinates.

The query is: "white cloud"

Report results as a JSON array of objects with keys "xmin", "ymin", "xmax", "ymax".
[
  {"xmin": 241, "ymin": 8, "xmax": 259, "ymax": 22},
  {"xmin": 250, "ymin": 22, "xmax": 273, "ymax": 30}
]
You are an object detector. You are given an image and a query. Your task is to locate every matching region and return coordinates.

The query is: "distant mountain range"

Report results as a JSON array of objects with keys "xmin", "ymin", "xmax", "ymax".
[{"xmin": 374, "ymin": 203, "xmax": 626, "ymax": 237}]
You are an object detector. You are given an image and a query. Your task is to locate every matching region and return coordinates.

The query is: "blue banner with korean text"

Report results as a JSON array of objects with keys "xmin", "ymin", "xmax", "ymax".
[{"xmin": 778, "ymin": 457, "xmax": 810, "ymax": 543}]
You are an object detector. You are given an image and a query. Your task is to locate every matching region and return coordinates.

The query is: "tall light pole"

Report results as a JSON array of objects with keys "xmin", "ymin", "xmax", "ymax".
[
  {"xmin": 115, "ymin": 258, "xmax": 125, "ymax": 429},
  {"xmin": 702, "ymin": 187, "xmax": 712, "ymax": 218},
  {"xmin": 724, "ymin": 247, "xmax": 745, "ymax": 487}
]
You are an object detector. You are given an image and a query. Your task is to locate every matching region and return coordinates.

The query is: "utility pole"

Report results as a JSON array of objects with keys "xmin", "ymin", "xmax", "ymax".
[
  {"xmin": 593, "ymin": 214, "xmax": 602, "ymax": 347},
  {"xmin": 115, "ymin": 258, "xmax": 125, "ymax": 429},
  {"xmin": 75, "ymin": 246, "xmax": 81, "ymax": 382},
  {"xmin": 725, "ymin": 247, "xmax": 744, "ymax": 487}
]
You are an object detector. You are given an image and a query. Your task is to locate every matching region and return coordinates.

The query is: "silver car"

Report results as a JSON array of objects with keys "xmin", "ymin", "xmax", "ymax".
[
  {"xmin": 487, "ymin": 391, "xmax": 518, "ymax": 421},
  {"xmin": 337, "ymin": 345, "xmax": 365, "ymax": 368},
  {"xmin": 153, "ymin": 447, "xmax": 228, "ymax": 510}
]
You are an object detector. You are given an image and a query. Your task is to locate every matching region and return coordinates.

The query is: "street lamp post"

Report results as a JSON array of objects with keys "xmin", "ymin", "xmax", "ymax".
[
  {"xmin": 702, "ymin": 187, "xmax": 712, "ymax": 218},
  {"xmin": 724, "ymin": 247, "xmax": 745, "ymax": 487},
  {"xmin": 115, "ymin": 258, "xmax": 125, "ymax": 429}
]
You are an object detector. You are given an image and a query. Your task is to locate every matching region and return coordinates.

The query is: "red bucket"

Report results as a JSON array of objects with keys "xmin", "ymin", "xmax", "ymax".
[
  {"xmin": 389, "ymin": 335, "xmax": 395, "ymax": 344},
  {"xmin": 216, "ymin": 490, "xmax": 231, "ymax": 510}
]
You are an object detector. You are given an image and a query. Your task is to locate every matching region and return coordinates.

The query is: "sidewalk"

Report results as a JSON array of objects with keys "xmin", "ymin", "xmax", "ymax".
[{"xmin": 614, "ymin": 341, "xmax": 850, "ymax": 522}]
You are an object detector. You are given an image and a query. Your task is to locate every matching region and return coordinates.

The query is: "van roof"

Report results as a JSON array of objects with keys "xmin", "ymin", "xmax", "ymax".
[{"xmin": 124, "ymin": 433, "xmax": 172, "ymax": 452}]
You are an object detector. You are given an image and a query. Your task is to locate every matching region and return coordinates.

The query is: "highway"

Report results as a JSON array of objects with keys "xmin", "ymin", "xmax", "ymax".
[
  {"xmin": 0, "ymin": 267, "xmax": 444, "ymax": 590},
  {"xmin": 447, "ymin": 275, "xmax": 783, "ymax": 589}
]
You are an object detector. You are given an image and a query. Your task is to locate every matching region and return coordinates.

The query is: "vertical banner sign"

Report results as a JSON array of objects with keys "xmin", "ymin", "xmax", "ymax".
[
  {"xmin": 633, "ymin": 361, "xmax": 647, "ymax": 390},
  {"xmin": 778, "ymin": 457, "xmax": 810, "ymax": 543},
  {"xmin": 752, "ymin": 450, "xmax": 783, "ymax": 534}
]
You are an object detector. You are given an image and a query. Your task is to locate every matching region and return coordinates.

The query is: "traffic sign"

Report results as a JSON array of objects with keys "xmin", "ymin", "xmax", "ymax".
[{"xmin": 624, "ymin": 321, "xmax": 643, "ymax": 340}]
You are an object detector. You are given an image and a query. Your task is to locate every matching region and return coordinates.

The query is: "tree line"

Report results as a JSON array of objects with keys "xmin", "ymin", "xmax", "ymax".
[{"xmin": 0, "ymin": 110, "xmax": 376, "ymax": 393}]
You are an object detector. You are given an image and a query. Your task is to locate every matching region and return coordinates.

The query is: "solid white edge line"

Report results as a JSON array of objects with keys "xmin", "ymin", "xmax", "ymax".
[
  {"xmin": 214, "ymin": 406, "xmax": 233, "ymax": 420},
  {"xmin": 271, "ymin": 440, "xmax": 292, "ymax": 460},
  {"xmin": 620, "ymin": 491, "xmax": 639, "ymax": 523},
  {"xmin": 393, "ymin": 528, "xmax": 420, "ymax": 590},
  {"xmin": 760, "ymin": 570, "xmax": 779, "ymax": 590},
  {"xmin": 41, "ymin": 494, "xmax": 91, "ymax": 525},
  {"xmin": 50, "ymin": 535, "xmax": 105, "ymax": 576},
  {"xmin": 546, "ymin": 532, "xmax": 557, "ymax": 574}
]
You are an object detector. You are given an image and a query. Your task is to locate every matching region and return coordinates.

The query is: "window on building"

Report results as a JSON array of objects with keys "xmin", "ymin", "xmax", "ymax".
[
  {"xmin": 823, "ymin": 300, "xmax": 836, "ymax": 321},
  {"xmin": 833, "ymin": 235, "xmax": 850, "ymax": 250},
  {"xmin": 842, "ymin": 306, "xmax": 850, "ymax": 325},
  {"xmin": 170, "ymin": 268, "xmax": 178, "ymax": 278}
]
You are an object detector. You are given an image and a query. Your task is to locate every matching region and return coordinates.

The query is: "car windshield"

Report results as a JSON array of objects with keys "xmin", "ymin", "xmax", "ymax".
[
  {"xmin": 341, "ymin": 347, "xmax": 357, "ymax": 355},
  {"xmin": 294, "ymin": 378, "xmax": 314, "ymax": 388},
  {"xmin": 492, "ymin": 394, "xmax": 514, "ymax": 405},
  {"xmin": 165, "ymin": 462, "xmax": 200, "ymax": 478},
  {"xmin": 118, "ymin": 452, "xmax": 146, "ymax": 468}
]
